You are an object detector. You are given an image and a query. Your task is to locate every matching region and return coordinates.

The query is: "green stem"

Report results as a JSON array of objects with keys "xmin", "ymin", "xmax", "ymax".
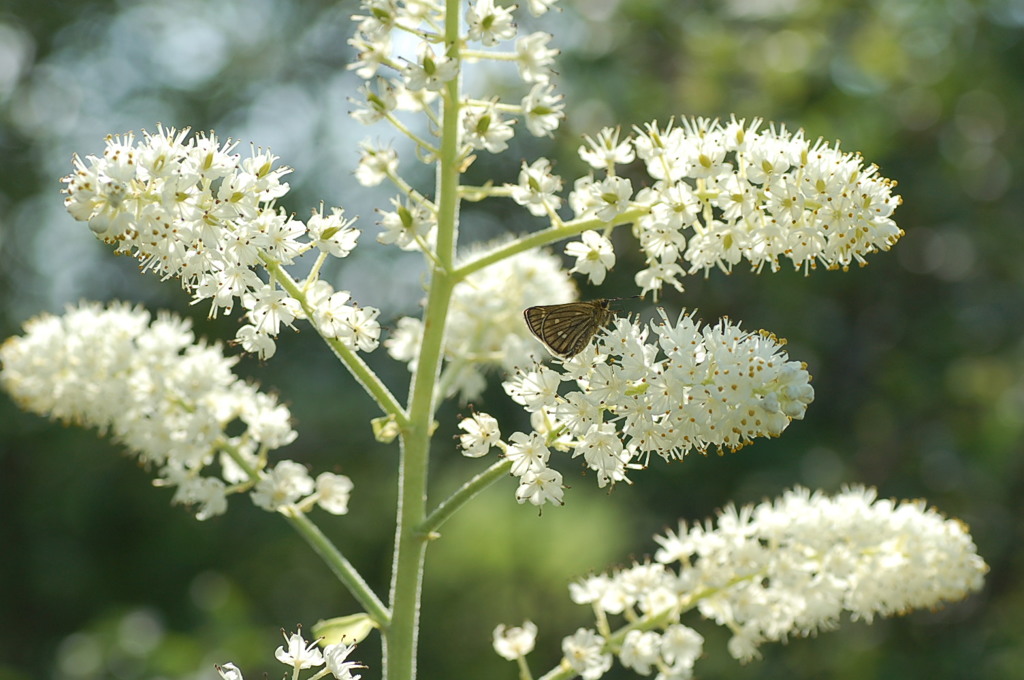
[
  {"xmin": 450, "ymin": 207, "xmax": 646, "ymax": 283},
  {"xmin": 384, "ymin": 276, "xmax": 452, "ymax": 680},
  {"xmin": 384, "ymin": 111, "xmax": 440, "ymax": 156},
  {"xmin": 384, "ymin": 2, "xmax": 463, "ymax": 678},
  {"xmin": 220, "ymin": 441, "xmax": 389, "ymax": 625},
  {"xmin": 537, "ymin": 662, "xmax": 576, "ymax": 680},
  {"xmin": 263, "ymin": 258, "xmax": 409, "ymax": 427},
  {"xmin": 282, "ymin": 508, "xmax": 392, "ymax": 626},
  {"xmin": 515, "ymin": 655, "xmax": 534, "ymax": 680},
  {"xmin": 419, "ymin": 458, "xmax": 512, "ymax": 536}
]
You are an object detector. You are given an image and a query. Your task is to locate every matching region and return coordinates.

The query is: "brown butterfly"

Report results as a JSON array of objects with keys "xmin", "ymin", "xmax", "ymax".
[{"xmin": 523, "ymin": 298, "xmax": 624, "ymax": 358}]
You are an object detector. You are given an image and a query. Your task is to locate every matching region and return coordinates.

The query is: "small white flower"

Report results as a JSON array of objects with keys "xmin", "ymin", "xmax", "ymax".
[
  {"xmin": 551, "ymin": 391, "xmax": 602, "ymax": 437},
  {"xmin": 504, "ymin": 365, "xmax": 562, "ymax": 411},
  {"xmin": 462, "ymin": 102, "xmax": 516, "ymax": 153},
  {"xmin": 354, "ymin": 142, "xmax": 398, "ymax": 186},
  {"xmin": 466, "ymin": 0, "xmax": 517, "ymax": 46},
  {"xmin": 350, "ymin": 77, "xmax": 398, "ymax": 125},
  {"xmin": 393, "ymin": 79, "xmax": 438, "ymax": 113},
  {"xmin": 337, "ymin": 306, "xmax": 382, "ymax": 353},
  {"xmin": 252, "ymin": 460, "xmax": 315, "ymax": 512},
  {"xmin": 307, "ymin": 206, "xmax": 360, "ymax": 257},
  {"xmin": 216, "ymin": 663, "xmax": 244, "ymax": 680},
  {"xmin": 403, "ymin": 42, "xmax": 458, "ymax": 92},
  {"xmin": 510, "ymin": 158, "xmax": 563, "ymax": 216},
  {"xmin": 634, "ymin": 259, "xmax": 686, "ymax": 297},
  {"xmin": 619, "ymin": 629, "xmax": 661, "ymax": 675},
  {"xmin": 504, "ymin": 431, "xmax": 551, "ymax": 476},
  {"xmin": 522, "ymin": 82, "xmax": 564, "ymax": 137},
  {"xmin": 316, "ymin": 472, "xmax": 354, "ymax": 515},
  {"xmin": 236, "ymin": 324, "xmax": 277, "ymax": 360},
  {"xmin": 323, "ymin": 642, "xmax": 365, "ymax": 680},
  {"xmin": 618, "ymin": 562, "xmax": 676, "ymax": 614},
  {"xmin": 384, "ymin": 316, "xmax": 423, "ymax": 366},
  {"xmin": 275, "ymin": 628, "xmax": 324, "ymax": 670},
  {"xmin": 579, "ymin": 127, "xmax": 635, "ymax": 170},
  {"xmin": 726, "ymin": 631, "xmax": 760, "ymax": 665},
  {"xmin": 569, "ymin": 574, "xmax": 611, "ymax": 607},
  {"xmin": 570, "ymin": 573, "xmax": 632, "ymax": 615},
  {"xmin": 565, "ymin": 230, "xmax": 616, "ymax": 285},
  {"xmin": 660, "ymin": 624, "xmax": 703, "ymax": 673},
  {"xmin": 245, "ymin": 288, "xmax": 300, "ymax": 336},
  {"xmin": 347, "ymin": 31, "xmax": 391, "ymax": 80},
  {"xmin": 171, "ymin": 477, "xmax": 227, "ymax": 521},
  {"xmin": 377, "ymin": 196, "xmax": 435, "ymax": 251},
  {"xmin": 516, "ymin": 32, "xmax": 558, "ymax": 83},
  {"xmin": 458, "ymin": 412, "xmax": 502, "ymax": 458},
  {"xmin": 515, "ymin": 466, "xmax": 564, "ymax": 506},
  {"xmin": 244, "ymin": 393, "xmax": 299, "ymax": 449},
  {"xmin": 312, "ymin": 287, "xmax": 355, "ymax": 338},
  {"xmin": 574, "ymin": 423, "xmax": 630, "ymax": 488},
  {"xmin": 493, "ymin": 620, "xmax": 538, "ymax": 660},
  {"xmin": 571, "ymin": 175, "xmax": 633, "ymax": 221},
  {"xmin": 562, "ymin": 628, "xmax": 612, "ymax": 680}
]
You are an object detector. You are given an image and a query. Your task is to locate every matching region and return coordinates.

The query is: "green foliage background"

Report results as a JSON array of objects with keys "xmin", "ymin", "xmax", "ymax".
[{"xmin": 1, "ymin": 0, "xmax": 1022, "ymax": 678}]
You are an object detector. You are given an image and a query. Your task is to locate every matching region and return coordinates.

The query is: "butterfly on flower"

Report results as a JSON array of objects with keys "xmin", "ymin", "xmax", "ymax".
[{"xmin": 524, "ymin": 298, "xmax": 632, "ymax": 358}]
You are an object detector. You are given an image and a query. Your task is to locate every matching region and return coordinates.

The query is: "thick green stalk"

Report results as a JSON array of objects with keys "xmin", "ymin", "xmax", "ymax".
[
  {"xmin": 384, "ymin": 278, "xmax": 452, "ymax": 680},
  {"xmin": 383, "ymin": 0, "xmax": 462, "ymax": 678}
]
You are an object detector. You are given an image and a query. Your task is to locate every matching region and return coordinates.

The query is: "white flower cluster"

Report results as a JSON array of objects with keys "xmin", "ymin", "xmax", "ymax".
[
  {"xmin": 0, "ymin": 303, "xmax": 352, "ymax": 520},
  {"xmin": 461, "ymin": 311, "xmax": 813, "ymax": 505},
  {"xmin": 61, "ymin": 126, "xmax": 379, "ymax": 359},
  {"xmin": 559, "ymin": 486, "xmax": 987, "ymax": 677},
  {"xmin": 251, "ymin": 459, "xmax": 355, "ymax": 517},
  {"xmin": 386, "ymin": 246, "xmax": 576, "ymax": 401},
  {"xmin": 348, "ymin": 0, "xmax": 565, "ymax": 187},
  {"xmin": 218, "ymin": 627, "xmax": 363, "ymax": 680},
  {"xmin": 512, "ymin": 118, "xmax": 903, "ymax": 296},
  {"xmin": 493, "ymin": 617, "xmax": 701, "ymax": 679},
  {"xmin": 561, "ymin": 624, "xmax": 702, "ymax": 680}
]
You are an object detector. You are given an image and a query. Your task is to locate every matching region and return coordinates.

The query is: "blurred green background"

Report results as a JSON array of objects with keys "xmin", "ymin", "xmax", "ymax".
[{"xmin": 1, "ymin": 0, "xmax": 1022, "ymax": 678}]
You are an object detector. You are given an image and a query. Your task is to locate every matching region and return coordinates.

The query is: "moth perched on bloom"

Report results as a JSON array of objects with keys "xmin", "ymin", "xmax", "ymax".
[{"xmin": 523, "ymin": 298, "xmax": 627, "ymax": 358}]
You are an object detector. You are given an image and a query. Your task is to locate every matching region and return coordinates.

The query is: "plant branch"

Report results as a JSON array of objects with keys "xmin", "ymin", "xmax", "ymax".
[
  {"xmin": 451, "ymin": 207, "xmax": 646, "ymax": 282},
  {"xmin": 282, "ymin": 508, "xmax": 392, "ymax": 627},
  {"xmin": 263, "ymin": 258, "xmax": 409, "ymax": 428},
  {"xmin": 419, "ymin": 458, "xmax": 512, "ymax": 536}
]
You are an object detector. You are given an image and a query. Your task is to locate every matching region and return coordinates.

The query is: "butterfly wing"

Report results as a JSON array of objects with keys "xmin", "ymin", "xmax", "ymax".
[
  {"xmin": 523, "ymin": 305, "xmax": 550, "ymax": 340},
  {"xmin": 524, "ymin": 300, "xmax": 613, "ymax": 357}
]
